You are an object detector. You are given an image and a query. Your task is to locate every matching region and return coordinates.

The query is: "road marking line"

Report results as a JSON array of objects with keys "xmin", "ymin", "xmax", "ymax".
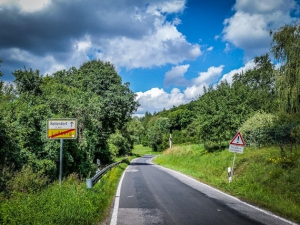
[{"xmin": 110, "ymin": 166, "xmax": 128, "ymax": 225}]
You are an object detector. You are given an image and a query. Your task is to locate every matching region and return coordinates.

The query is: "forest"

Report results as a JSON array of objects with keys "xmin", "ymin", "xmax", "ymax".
[{"xmin": 1, "ymin": 21, "xmax": 300, "ymax": 196}]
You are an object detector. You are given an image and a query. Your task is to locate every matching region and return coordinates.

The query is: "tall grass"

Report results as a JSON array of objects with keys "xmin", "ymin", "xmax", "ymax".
[
  {"xmin": 154, "ymin": 144, "xmax": 300, "ymax": 223},
  {"xmin": 0, "ymin": 163, "xmax": 128, "ymax": 225}
]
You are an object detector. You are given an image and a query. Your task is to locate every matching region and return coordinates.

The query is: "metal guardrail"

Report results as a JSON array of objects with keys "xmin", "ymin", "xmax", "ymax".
[{"xmin": 86, "ymin": 158, "xmax": 127, "ymax": 189}]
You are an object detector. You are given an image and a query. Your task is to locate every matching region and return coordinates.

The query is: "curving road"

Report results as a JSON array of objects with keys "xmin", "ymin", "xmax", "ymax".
[{"xmin": 110, "ymin": 155, "xmax": 297, "ymax": 225}]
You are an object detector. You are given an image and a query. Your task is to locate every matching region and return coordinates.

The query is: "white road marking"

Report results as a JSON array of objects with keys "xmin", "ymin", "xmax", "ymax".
[{"xmin": 110, "ymin": 168, "xmax": 126, "ymax": 225}]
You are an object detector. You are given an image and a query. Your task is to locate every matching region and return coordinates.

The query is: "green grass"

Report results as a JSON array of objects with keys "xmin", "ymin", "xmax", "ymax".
[
  {"xmin": 132, "ymin": 144, "xmax": 160, "ymax": 156},
  {"xmin": 0, "ymin": 162, "xmax": 129, "ymax": 225},
  {"xmin": 154, "ymin": 144, "xmax": 300, "ymax": 224}
]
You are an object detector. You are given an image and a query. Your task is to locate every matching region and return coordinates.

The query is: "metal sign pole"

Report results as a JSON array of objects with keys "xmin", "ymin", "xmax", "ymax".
[
  {"xmin": 59, "ymin": 139, "xmax": 63, "ymax": 186},
  {"xmin": 231, "ymin": 152, "xmax": 236, "ymax": 181}
]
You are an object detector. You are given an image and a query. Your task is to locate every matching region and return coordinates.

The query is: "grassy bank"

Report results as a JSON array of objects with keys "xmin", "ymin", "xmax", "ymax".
[
  {"xmin": 132, "ymin": 144, "xmax": 159, "ymax": 156},
  {"xmin": 153, "ymin": 144, "xmax": 300, "ymax": 224},
  {"xmin": 0, "ymin": 160, "xmax": 129, "ymax": 225}
]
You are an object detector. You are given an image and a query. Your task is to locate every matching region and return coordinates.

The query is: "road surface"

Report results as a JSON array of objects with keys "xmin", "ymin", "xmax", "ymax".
[{"xmin": 110, "ymin": 155, "xmax": 297, "ymax": 225}]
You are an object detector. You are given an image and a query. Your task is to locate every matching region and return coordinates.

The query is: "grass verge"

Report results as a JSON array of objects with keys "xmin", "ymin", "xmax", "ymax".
[
  {"xmin": 154, "ymin": 144, "xmax": 300, "ymax": 224},
  {"xmin": 0, "ymin": 160, "xmax": 130, "ymax": 225},
  {"xmin": 132, "ymin": 144, "xmax": 160, "ymax": 156}
]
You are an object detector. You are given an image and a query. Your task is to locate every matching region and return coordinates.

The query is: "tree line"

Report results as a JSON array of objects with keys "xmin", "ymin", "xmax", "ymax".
[
  {"xmin": 0, "ymin": 60, "xmax": 140, "ymax": 192},
  {"xmin": 140, "ymin": 22, "xmax": 300, "ymax": 154}
]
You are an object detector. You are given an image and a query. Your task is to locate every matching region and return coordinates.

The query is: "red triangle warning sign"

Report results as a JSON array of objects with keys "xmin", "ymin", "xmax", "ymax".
[{"xmin": 230, "ymin": 131, "xmax": 246, "ymax": 146}]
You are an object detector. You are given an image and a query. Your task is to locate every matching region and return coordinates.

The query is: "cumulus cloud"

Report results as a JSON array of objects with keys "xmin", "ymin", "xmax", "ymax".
[
  {"xmin": 136, "ymin": 87, "xmax": 186, "ymax": 114},
  {"xmin": 220, "ymin": 60, "xmax": 256, "ymax": 84},
  {"xmin": 0, "ymin": 0, "xmax": 50, "ymax": 12},
  {"xmin": 135, "ymin": 61, "xmax": 259, "ymax": 115},
  {"xmin": 192, "ymin": 65, "xmax": 224, "ymax": 86},
  {"xmin": 164, "ymin": 64, "xmax": 190, "ymax": 87},
  {"xmin": 96, "ymin": 19, "xmax": 201, "ymax": 70},
  {"xmin": 136, "ymin": 65, "xmax": 225, "ymax": 115},
  {"xmin": 0, "ymin": 0, "xmax": 201, "ymax": 80},
  {"xmin": 222, "ymin": 0, "xmax": 298, "ymax": 59}
]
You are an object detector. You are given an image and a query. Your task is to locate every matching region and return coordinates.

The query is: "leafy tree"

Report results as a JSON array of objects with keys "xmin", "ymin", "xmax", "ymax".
[
  {"xmin": 271, "ymin": 22, "xmax": 300, "ymax": 114},
  {"xmin": 147, "ymin": 117, "xmax": 170, "ymax": 151},
  {"xmin": 14, "ymin": 68, "xmax": 42, "ymax": 95}
]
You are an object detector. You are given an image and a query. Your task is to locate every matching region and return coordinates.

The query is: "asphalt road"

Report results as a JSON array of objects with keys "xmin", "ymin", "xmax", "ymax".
[{"xmin": 110, "ymin": 155, "xmax": 297, "ymax": 225}]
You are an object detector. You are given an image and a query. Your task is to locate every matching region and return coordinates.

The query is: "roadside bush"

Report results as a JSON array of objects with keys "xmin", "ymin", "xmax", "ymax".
[
  {"xmin": 240, "ymin": 111, "xmax": 276, "ymax": 147},
  {"xmin": 0, "ymin": 163, "xmax": 126, "ymax": 225},
  {"xmin": 0, "ymin": 166, "xmax": 14, "ymax": 194},
  {"xmin": 204, "ymin": 141, "xmax": 228, "ymax": 152},
  {"xmin": 6, "ymin": 165, "xmax": 49, "ymax": 195}
]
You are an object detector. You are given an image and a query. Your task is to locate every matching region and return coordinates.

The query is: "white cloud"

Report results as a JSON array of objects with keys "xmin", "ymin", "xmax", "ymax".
[
  {"xmin": 135, "ymin": 84, "xmax": 204, "ymax": 115},
  {"xmin": 73, "ymin": 36, "xmax": 92, "ymax": 52},
  {"xmin": 207, "ymin": 46, "xmax": 213, "ymax": 51},
  {"xmin": 0, "ymin": 0, "xmax": 200, "ymax": 79},
  {"xmin": 222, "ymin": 0, "xmax": 297, "ymax": 59},
  {"xmin": 220, "ymin": 60, "xmax": 256, "ymax": 84},
  {"xmin": 164, "ymin": 64, "xmax": 190, "ymax": 87},
  {"xmin": 146, "ymin": 0, "xmax": 186, "ymax": 14},
  {"xmin": 193, "ymin": 65, "xmax": 224, "ymax": 86},
  {"xmin": 184, "ymin": 84, "xmax": 204, "ymax": 99},
  {"xmin": 135, "ymin": 60, "xmax": 260, "ymax": 115},
  {"xmin": 136, "ymin": 87, "xmax": 186, "ymax": 114},
  {"xmin": 135, "ymin": 65, "xmax": 224, "ymax": 115},
  {"xmin": 0, "ymin": 0, "xmax": 50, "ymax": 12},
  {"xmin": 95, "ymin": 17, "xmax": 201, "ymax": 70},
  {"xmin": 43, "ymin": 55, "xmax": 67, "ymax": 75},
  {"xmin": 234, "ymin": 0, "xmax": 296, "ymax": 14}
]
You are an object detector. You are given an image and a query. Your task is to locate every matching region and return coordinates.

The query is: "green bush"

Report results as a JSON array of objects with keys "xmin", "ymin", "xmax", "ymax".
[
  {"xmin": 204, "ymin": 141, "xmax": 228, "ymax": 152},
  {"xmin": 240, "ymin": 111, "xmax": 276, "ymax": 147},
  {"xmin": 0, "ymin": 163, "xmax": 127, "ymax": 225},
  {"xmin": 6, "ymin": 165, "xmax": 49, "ymax": 195}
]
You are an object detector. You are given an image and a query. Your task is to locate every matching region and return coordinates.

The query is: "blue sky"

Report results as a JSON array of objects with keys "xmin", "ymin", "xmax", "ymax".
[{"xmin": 0, "ymin": 0, "xmax": 299, "ymax": 116}]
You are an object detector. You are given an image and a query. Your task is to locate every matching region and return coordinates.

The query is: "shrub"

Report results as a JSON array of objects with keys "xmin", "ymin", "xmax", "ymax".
[
  {"xmin": 6, "ymin": 165, "xmax": 49, "ymax": 195},
  {"xmin": 240, "ymin": 111, "xmax": 276, "ymax": 147}
]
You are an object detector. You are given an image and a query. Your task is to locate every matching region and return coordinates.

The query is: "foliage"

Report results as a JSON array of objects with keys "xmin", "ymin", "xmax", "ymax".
[
  {"xmin": 0, "ymin": 163, "xmax": 127, "ymax": 225},
  {"xmin": 147, "ymin": 117, "xmax": 170, "ymax": 151},
  {"xmin": 240, "ymin": 111, "xmax": 276, "ymax": 147},
  {"xmin": 6, "ymin": 165, "xmax": 50, "ymax": 195},
  {"xmin": 271, "ymin": 23, "xmax": 300, "ymax": 114},
  {"xmin": 140, "ymin": 53, "xmax": 277, "ymax": 152},
  {"xmin": 0, "ymin": 60, "xmax": 138, "ymax": 189}
]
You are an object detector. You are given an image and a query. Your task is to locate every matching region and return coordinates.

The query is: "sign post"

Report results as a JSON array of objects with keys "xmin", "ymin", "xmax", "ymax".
[
  {"xmin": 228, "ymin": 131, "xmax": 245, "ymax": 182},
  {"xmin": 47, "ymin": 119, "xmax": 77, "ymax": 186},
  {"xmin": 59, "ymin": 139, "xmax": 63, "ymax": 186}
]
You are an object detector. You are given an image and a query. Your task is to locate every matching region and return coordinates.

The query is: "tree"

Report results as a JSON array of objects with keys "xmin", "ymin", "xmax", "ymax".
[
  {"xmin": 13, "ymin": 68, "xmax": 42, "ymax": 95},
  {"xmin": 147, "ymin": 117, "xmax": 170, "ymax": 151},
  {"xmin": 271, "ymin": 22, "xmax": 300, "ymax": 114}
]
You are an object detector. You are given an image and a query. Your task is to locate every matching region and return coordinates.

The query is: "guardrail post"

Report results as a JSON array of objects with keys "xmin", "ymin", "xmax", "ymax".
[
  {"xmin": 86, "ymin": 157, "xmax": 127, "ymax": 189},
  {"xmin": 86, "ymin": 179, "xmax": 92, "ymax": 189}
]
